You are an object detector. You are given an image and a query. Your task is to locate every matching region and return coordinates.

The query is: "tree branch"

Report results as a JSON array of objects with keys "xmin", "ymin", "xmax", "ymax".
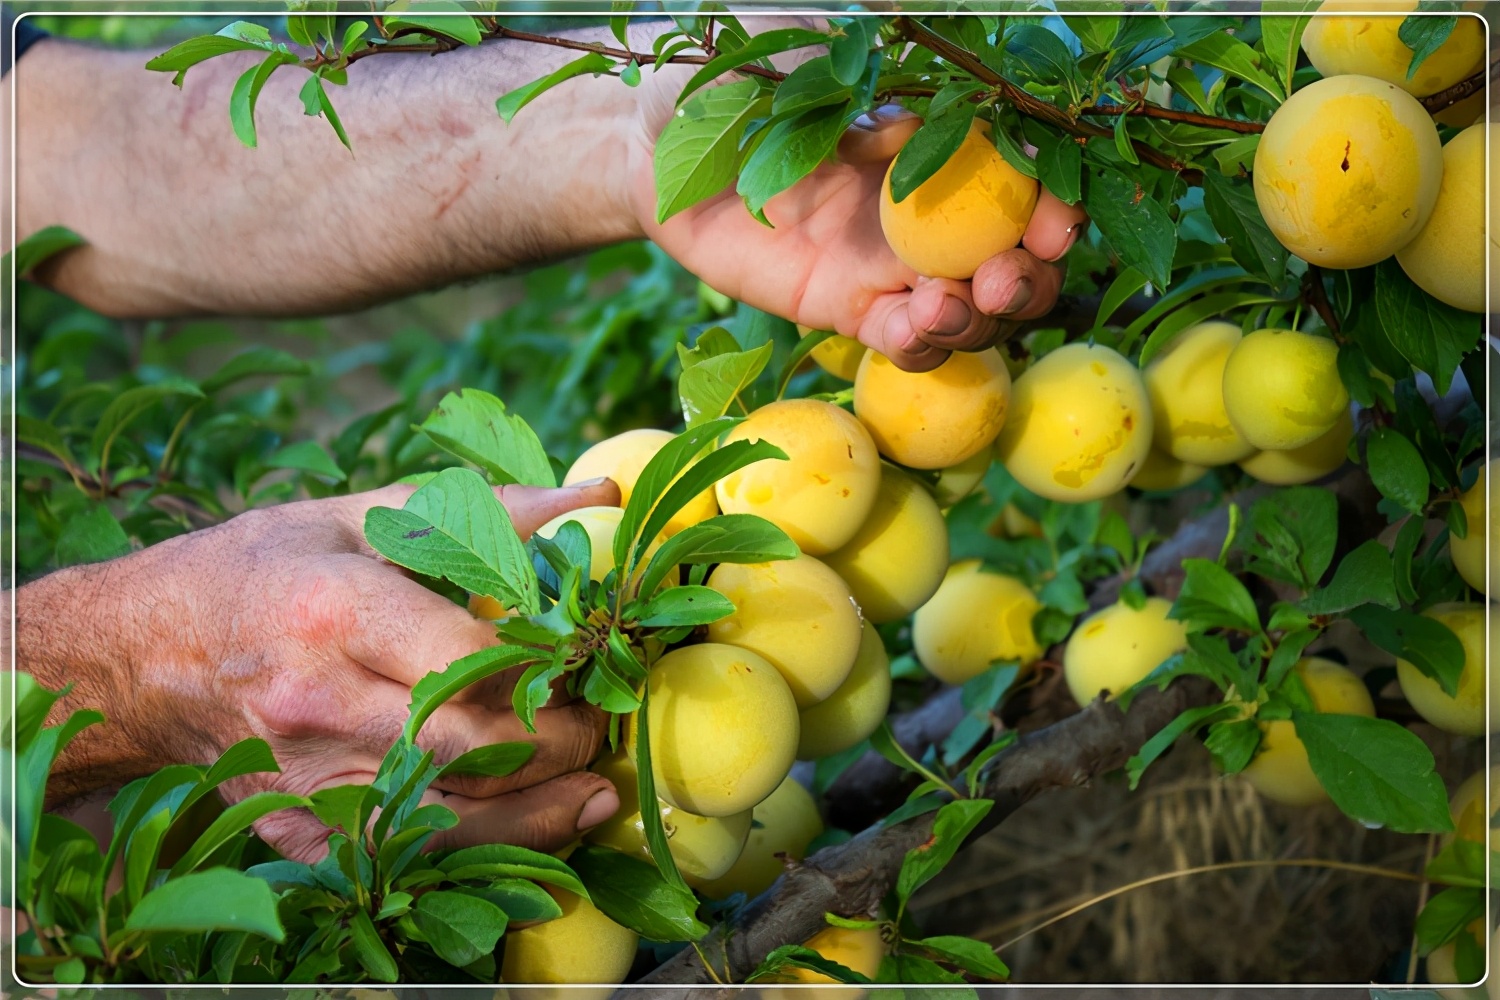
[
  {"xmin": 1418, "ymin": 69, "xmax": 1487, "ymax": 114},
  {"xmin": 1076, "ymin": 102, "xmax": 1265, "ymax": 134}
]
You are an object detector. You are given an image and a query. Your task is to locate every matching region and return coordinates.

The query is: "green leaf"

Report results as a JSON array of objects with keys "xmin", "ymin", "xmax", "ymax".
[
  {"xmin": 124, "ymin": 868, "xmax": 284, "ymax": 941},
  {"xmin": 736, "ymin": 103, "xmax": 850, "ymax": 223},
  {"xmin": 91, "ymin": 379, "xmax": 205, "ymax": 464},
  {"xmin": 1416, "ymin": 886, "xmax": 1485, "ymax": 954},
  {"xmin": 1085, "ymin": 166, "xmax": 1176, "ymax": 289},
  {"xmin": 1265, "ymin": 628, "xmax": 1320, "ymax": 692},
  {"xmin": 496, "ymin": 51, "xmax": 613, "ymax": 124},
  {"xmin": 581, "ymin": 656, "xmax": 643, "ymax": 714},
  {"xmin": 912, "ymin": 935, "xmax": 1010, "ymax": 981},
  {"xmin": 1400, "ymin": 12, "xmax": 1459, "ymax": 79},
  {"xmin": 1203, "ymin": 717, "xmax": 1261, "ymax": 775},
  {"xmin": 1424, "ymin": 839, "xmax": 1488, "ymax": 889},
  {"xmin": 1259, "ymin": 0, "xmax": 1319, "ymax": 93},
  {"xmin": 265, "ymin": 440, "xmax": 346, "ymax": 483},
  {"xmin": 169, "ymin": 792, "xmax": 307, "ymax": 877},
  {"xmin": 1211, "ymin": 133, "xmax": 1261, "ymax": 176},
  {"xmin": 829, "ymin": 16, "xmax": 878, "ymax": 85},
  {"xmin": 633, "ymin": 585, "xmax": 735, "ymax": 627},
  {"xmin": 1392, "ymin": 515, "xmax": 1426, "ymax": 605},
  {"xmin": 1294, "ymin": 712, "xmax": 1453, "ymax": 833},
  {"xmin": 435, "ymin": 742, "xmax": 535, "ymax": 780},
  {"xmin": 406, "ymin": 645, "xmax": 536, "ymax": 742},
  {"xmin": 11, "ymin": 225, "xmax": 86, "ymax": 276},
  {"xmin": 1170, "ymin": 559, "xmax": 1261, "ymax": 633},
  {"xmin": 991, "ymin": 119, "xmax": 1039, "ymax": 179},
  {"xmin": 385, "ymin": 1, "xmax": 483, "ymax": 46},
  {"xmin": 202, "ymin": 347, "xmax": 310, "ymax": 394},
  {"xmin": 771, "ymin": 57, "xmax": 851, "ymax": 118},
  {"xmin": 418, "ymin": 389, "xmax": 555, "ymax": 487},
  {"xmin": 411, "ymin": 891, "xmax": 509, "ymax": 967},
  {"xmin": 297, "ymin": 74, "xmax": 349, "ymax": 150},
  {"xmin": 568, "ymin": 845, "xmax": 708, "ymax": 942},
  {"xmin": 1348, "ymin": 604, "xmax": 1465, "ymax": 697},
  {"xmin": 678, "ymin": 342, "xmax": 774, "ymax": 428},
  {"xmin": 229, "ymin": 51, "xmax": 298, "ymax": 148},
  {"xmin": 1126, "ymin": 702, "xmax": 1240, "ymax": 788},
  {"xmin": 307, "ymin": 783, "xmax": 382, "ymax": 841},
  {"xmin": 145, "ymin": 21, "xmax": 275, "ymax": 82},
  {"xmin": 1201, "ymin": 171, "xmax": 1288, "ymax": 286},
  {"xmin": 1033, "ymin": 128, "xmax": 1083, "ymax": 205},
  {"xmin": 1374, "ymin": 259, "xmax": 1481, "ymax": 395},
  {"xmin": 676, "ymin": 27, "xmax": 829, "ymax": 105},
  {"xmin": 895, "ymin": 799, "xmax": 994, "ymax": 906},
  {"xmin": 655, "ymin": 80, "xmax": 768, "ymax": 224},
  {"xmin": 348, "ymin": 907, "xmax": 398, "ymax": 982},
  {"xmin": 436, "ymin": 843, "xmax": 587, "ymax": 898},
  {"xmin": 888, "ymin": 102, "xmax": 978, "ymax": 204},
  {"xmin": 1366, "ymin": 428, "xmax": 1431, "ymax": 515},
  {"xmin": 1006, "ymin": 23, "xmax": 1081, "ymax": 86},
  {"xmin": 1298, "ymin": 540, "xmax": 1399, "ymax": 615},
  {"xmin": 1239, "ymin": 486, "xmax": 1338, "ymax": 590},
  {"xmin": 365, "ymin": 467, "xmax": 539, "ymax": 615},
  {"xmin": 456, "ymin": 878, "xmax": 563, "ymax": 923},
  {"xmin": 1176, "ymin": 33, "xmax": 1284, "ymax": 102},
  {"xmin": 748, "ymin": 943, "xmax": 874, "ymax": 984},
  {"xmin": 55, "ymin": 503, "xmax": 131, "ymax": 566}
]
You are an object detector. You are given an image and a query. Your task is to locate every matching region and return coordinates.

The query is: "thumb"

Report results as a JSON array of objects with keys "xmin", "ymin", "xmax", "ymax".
[{"xmin": 496, "ymin": 479, "xmax": 623, "ymax": 539}]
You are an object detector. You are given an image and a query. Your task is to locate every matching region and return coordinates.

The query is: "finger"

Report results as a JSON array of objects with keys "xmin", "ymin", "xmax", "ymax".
[
  {"xmin": 428, "ymin": 771, "xmax": 621, "ymax": 854},
  {"xmin": 414, "ymin": 699, "xmax": 609, "ymax": 799},
  {"xmin": 254, "ymin": 805, "xmax": 352, "ymax": 864},
  {"xmin": 1021, "ymin": 189, "xmax": 1088, "ymax": 263},
  {"xmin": 907, "ymin": 277, "xmax": 1002, "ymax": 353},
  {"xmin": 855, "ymin": 291, "xmax": 951, "ymax": 373},
  {"xmin": 970, "ymin": 249, "xmax": 1066, "ymax": 322},
  {"xmin": 838, "ymin": 104, "xmax": 922, "ymax": 165}
]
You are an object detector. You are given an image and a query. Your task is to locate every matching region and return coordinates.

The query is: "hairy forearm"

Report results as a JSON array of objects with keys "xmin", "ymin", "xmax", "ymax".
[{"xmin": 12, "ymin": 28, "xmax": 653, "ymax": 318}]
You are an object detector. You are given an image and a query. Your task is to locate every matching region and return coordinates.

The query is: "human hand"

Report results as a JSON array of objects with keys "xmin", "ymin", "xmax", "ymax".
[
  {"xmin": 628, "ymin": 86, "xmax": 1088, "ymax": 372},
  {"xmin": 20, "ymin": 479, "xmax": 625, "ymax": 862}
]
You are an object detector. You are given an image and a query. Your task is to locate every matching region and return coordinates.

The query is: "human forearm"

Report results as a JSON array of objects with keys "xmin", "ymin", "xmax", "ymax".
[{"xmin": 13, "ymin": 29, "xmax": 653, "ymax": 318}]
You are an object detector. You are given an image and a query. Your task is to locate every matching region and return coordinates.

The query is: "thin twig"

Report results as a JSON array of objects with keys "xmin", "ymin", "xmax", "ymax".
[
  {"xmin": 1077, "ymin": 102, "xmax": 1265, "ymax": 134},
  {"xmin": 1303, "ymin": 264, "xmax": 1341, "ymax": 338}
]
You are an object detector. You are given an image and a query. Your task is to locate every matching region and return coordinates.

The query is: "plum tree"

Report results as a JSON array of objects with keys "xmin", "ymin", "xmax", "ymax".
[
  {"xmin": 1222, "ymin": 329, "xmax": 1349, "ymax": 451},
  {"xmin": 796, "ymin": 623, "xmax": 893, "ymax": 760},
  {"xmin": 500, "ymin": 887, "xmax": 639, "ymax": 985},
  {"xmin": 1240, "ymin": 657, "xmax": 1377, "ymax": 806},
  {"xmin": 912, "ymin": 560, "xmax": 1042, "ymax": 685},
  {"xmin": 1062, "ymin": 598, "xmax": 1188, "ymax": 706},
  {"xmin": 1450, "ymin": 464, "xmax": 1492, "ymax": 594},
  {"xmin": 1129, "ymin": 448, "xmax": 1209, "ymax": 492},
  {"xmin": 852, "ymin": 348, "xmax": 1011, "ymax": 469},
  {"xmin": 994, "ymin": 342, "xmax": 1153, "ymax": 502},
  {"xmin": 879, "ymin": 120, "xmax": 1039, "ymax": 279},
  {"xmin": 706, "ymin": 553, "xmax": 863, "ymax": 707},
  {"xmin": 1143, "ymin": 321, "xmax": 1256, "ymax": 465},
  {"xmin": 1396, "ymin": 603, "xmax": 1495, "ymax": 736},
  {"xmin": 698, "ymin": 776, "xmax": 824, "ymax": 901},
  {"xmin": 1236, "ymin": 409, "xmax": 1355, "ymax": 485},
  {"xmin": 1300, "ymin": 1, "xmax": 1485, "ymax": 97},
  {"xmin": 715, "ymin": 399, "xmax": 881, "ymax": 555},
  {"xmin": 932, "ymin": 446, "xmax": 992, "ymax": 507},
  {"xmin": 631, "ymin": 643, "xmax": 800, "ymax": 817},
  {"xmin": 1253, "ymin": 74, "xmax": 1442, "ymax": 269},
  {"xmin": 1396, "ymin": 124, "xmax": 1494, "ymax": 313},
  {"xmin": 797, "ymin": 325, "xmax": 867, "ymax": 381},
  {"xmin": 564, "ymin": 428, "xmax": 718, "ymax": 537},
  {"xmin": 586, "ymin": 750, "xmax": 752, "ymax": 886},
  {"xmin": 822, "ymin": 464, "xmax": 949, "ymax": 624}
]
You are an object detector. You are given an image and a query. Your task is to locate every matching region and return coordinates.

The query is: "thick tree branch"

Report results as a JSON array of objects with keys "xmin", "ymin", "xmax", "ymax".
[{"xmin": 1076, "ymin": 102, "xmax": 1264, "ymax": 134}]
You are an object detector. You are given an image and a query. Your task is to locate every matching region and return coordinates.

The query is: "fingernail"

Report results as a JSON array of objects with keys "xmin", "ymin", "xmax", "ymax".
[
  {"xmin": 576, "ymin": 788, "xmax": 619, "ymax": 830},
  {"xmin": 1003, "ymin": 278, "xmax": 1034, "ymax": 316},
  {"xmin": 929, "ymin": 295, "xmax": 972, "ymax": 337},
  {"xmin": 571, "ymin": 477, "xmax": 610, "ymax": 489}
]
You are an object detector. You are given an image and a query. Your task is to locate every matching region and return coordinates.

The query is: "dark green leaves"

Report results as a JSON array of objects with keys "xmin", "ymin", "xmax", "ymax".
[
  {"xmin": 737, "ymin": 103, "xmax": 850, "ymax": 223},
  {"xmin": 1298, "ymin": 541, "xmax": 1399, "ymax": 616},
  {"xmin": 677, "ymin": 28, "xmax": 829, "ymax": 106},
  {"xmin": 416, "ymin": 389, "xmax": 555, "ymax": 487},
  {"xmin": 411, "ymin": 891, "xmax": 508, "ymax": 967},
  {"xmin": 1294, "ymin": 712, "xmax": 1453, "ymax": 833},
  {"xmin": 568, "ymin": 845, "xmax": 708, "ymax": 942},
  {"xmin": 895, "ymin": 799, "xmax": 993, "ymax": 908},
  {"xmin": 1415, "ymin": 887, "xmax": 1485, "ymax": 954},
  {"xmin": 633, "ymin": 585, "xmax": 736, "ymax": 627},
  {"xmin": 636, "ymin": 515, "xmax": 798, "ymax": 597},
  {"xmin": 364, "ymin": 467, "xmax": 539, "ymax": 615},
  {"xmin": 497, "ymin": 52, "xmax": 611, "ymax": 124},
  {"xmin": 1085, "ymin": 166, "xmax": 1176, "ymax": 290},
  {"xmin": 1348, "ymin": 605, "xmax": 1465, "ymax": 696},
  {"xmin": 1127, "ymin": 703, "xmax": 1241, "ymax": 788},
  {"xmin": 1201, "ymin": 171, "xmax": 1288, "ymax": 287},
  {"xmin": 123, "ymin": 868, "xmax": 284, "ymax": 941},
  {"xmin": 1366, "ymin": 428, "xmax": 1431, "ymax": 515},
  {"xmin": 1032, "ymin": 129, "xmax": 1083, "ymax": 205},
  {"xmin": 1170, "ymin": 559, "xmax": 1261, "ymax": 633},
  {"xmin": 1374, "ymin": 259, "xmax": 1481, "ymax": 395},
  {"xmin": 55, "ymin": 504, "xmax": 131, "ymax": 566},
  {"xmin": 655, "ymin": 80, "xmax": 769, "ymax": 223},
  {"xmin": 1399, "ymin": 11, "xmax": 1459, "ymax": 80},
  {"xmin": 887, "ymin": 103, "xmax": 977, "ymax": 204},
  {"xmin": 1238, "ymin": 487, "xmax": 1338, "ymax": 590}
]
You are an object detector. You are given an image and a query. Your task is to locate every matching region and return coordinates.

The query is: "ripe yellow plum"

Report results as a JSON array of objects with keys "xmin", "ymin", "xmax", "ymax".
[
  {"xmin": 585, "ymin": 750, "xmax": 751, "ymax": 886},
  {"xmin": 1397, "ymin": 124, "xmax": 1495, "ymax": 314},
  {"xmin": 932, "ymin": 447, "xmax": 992, "ymax": 507},
  {"xmin": 699, "ymin": 776, "xmax": 824, "ymax": 901},
  {"xmin": 1063, "ymin": 598, "xmax": 1188, "ymax": 706},
  {"xmin": 706, "ymin": 554, "xmax": 863, "ymax": 708},
  {"xmin": 764, "ymin": 925, "xmax": 886, "ymax": 1000},
  {"xmin": 1130, "ymin": 448, "xmax": 1209, "ymax": 492},
  {"xmin": 500, "ymin": 887, "xmax": 639, "ymax": 985},
  {"xmin": 1222, "ymin": 329, "xmax": 1349, "ymax": 451},
  {"xmin": 630, "ymin": 643, "xmax": 799, "ymax": 817},
  {"xmin": 994, "ymin": 343, "xmax": 1153, "ymax": 502},
  {"xmin": 468, "ymin": 593, "xmax": 511, "ymax": 620},
  {"xmin": 1446, "ymin": 767, "xmax": 1500, "ymax": 853},
  {"xmin": 852, "ymin": 348, "xmax": 1011, "ymax": 470},
  {"xmin": 798, "ymin": 325, "xmax": 867, "ymax": 382},
  {"xmin": 1240, "ymin": 657, "xmax": 1376, "ymax": 806},
  {"xmin": 1425, "ymin": 917, "xmax": 1493, "ymax": 1000},
  {"xmin": 1397, "ymin": 603, "xmax": 1496, "ymax": 736},
  {"xmin": 1253, "ymin": 74, "xmax": 1442, "ymax": 268},
  {"xmin": 822, "ymin": 465, "xmax": 949, "ymax": 624},
  {"xmin": 715, "ymin": 400, "xmax": 881, "ymax": 556},
  {"xmin": 1236, "ymin": 409, "xmax": 1355, "ymax": 485},
  {"xmin": 1143, "ymin": 321, "xmax": 1256, "ymax": 465},
  {"xmin": 797, "ymin": 624, "xmax": 893, "ymax": 760},
  {"xmin": 912, "ymin": 560, "xmax": 1043, "ymax": 685},
  {"xmin": 1451, "ymin": 464, "xmax": 1493, "ymax": 594},
  {"xmin": 564, "ymin": 428, "xmax": 718, "ymax": 538},
  {"xmin": 1300, "ymin": 1, "xmax": 1485, "ymax": 97},
  {"xmin": 880, "ymin": 120, "xmax": 1040, "ymax": 279}
]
